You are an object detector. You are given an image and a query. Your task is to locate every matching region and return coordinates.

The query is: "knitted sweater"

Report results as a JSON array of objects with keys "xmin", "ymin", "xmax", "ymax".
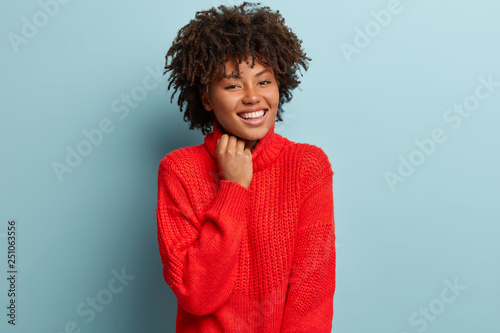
[{"xmin": 156, "ymin": 120, "xmax": 335, "ymax": 332}]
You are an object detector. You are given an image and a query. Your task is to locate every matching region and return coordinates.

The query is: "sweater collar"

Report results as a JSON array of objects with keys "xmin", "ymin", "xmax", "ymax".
[{"xmin": 204, "ymin": 119, "xmax": 286, "ymax": 174}]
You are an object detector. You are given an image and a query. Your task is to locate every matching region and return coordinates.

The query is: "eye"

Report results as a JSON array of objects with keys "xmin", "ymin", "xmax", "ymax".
[
  {"xmin": 224, "ymin": 84, "xmax": 238, "ymax": 90},
  {"xmin": 259, "ymin": 80, "xmax": 271, "ymax": 86}
]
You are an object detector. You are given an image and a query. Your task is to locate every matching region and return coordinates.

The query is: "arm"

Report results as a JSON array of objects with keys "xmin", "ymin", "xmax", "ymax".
[
  {"xmin": 281, "ymin": 147, "xmax": 336, "ymax": 332},
  {"xmin": 156, "ymin": 157, "xmax": 250, "ymax": 316}
]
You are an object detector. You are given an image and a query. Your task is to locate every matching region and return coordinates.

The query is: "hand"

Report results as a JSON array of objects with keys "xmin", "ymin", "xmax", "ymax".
[{"xmin": 216, "ymin": 134, "xmax": 253, "ymax": 189}]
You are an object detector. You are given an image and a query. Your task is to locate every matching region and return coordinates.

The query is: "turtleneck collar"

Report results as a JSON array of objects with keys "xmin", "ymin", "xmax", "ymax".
[{"xmin": 204, "ymin": 119, "xmax": 287, "ymax": 174}]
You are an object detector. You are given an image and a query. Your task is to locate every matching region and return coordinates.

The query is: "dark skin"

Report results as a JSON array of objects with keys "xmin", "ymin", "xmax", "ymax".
[
  {"xmin": 204, "ymin": 58, "xmax": 280, "ymax": 190},
  {"xmin": 163, "ymin": 3, "xmax": 310, "ymax": 135},
  {"xmin": 216, "ymin": 134, "xmax": 253, "ymax": 189}
]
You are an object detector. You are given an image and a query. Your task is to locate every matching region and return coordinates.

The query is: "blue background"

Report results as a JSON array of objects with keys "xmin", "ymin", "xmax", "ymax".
[{"xmin": 1, "ymin": 0, "xmax": 499, "ymax": 332}]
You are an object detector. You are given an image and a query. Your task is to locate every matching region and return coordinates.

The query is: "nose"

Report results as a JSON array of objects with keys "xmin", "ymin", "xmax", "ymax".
[{"xmin": 242, "ymin": 86, "xmax": 261, "ymax": 105}]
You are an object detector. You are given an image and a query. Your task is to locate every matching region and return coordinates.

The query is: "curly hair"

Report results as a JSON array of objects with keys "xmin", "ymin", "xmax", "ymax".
[{"xmin": 163, "ymin": 2, "xmax": 311, "ymax": 135}]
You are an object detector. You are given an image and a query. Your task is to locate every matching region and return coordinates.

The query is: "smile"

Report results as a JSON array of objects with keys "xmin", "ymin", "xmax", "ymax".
[
  {"xmin": 237, "ymin": 109, "xmax": 268, "ymax": 126},
  {"xmin": 238, "ymin": 110, "xmax": 266, "ymax": 119}
]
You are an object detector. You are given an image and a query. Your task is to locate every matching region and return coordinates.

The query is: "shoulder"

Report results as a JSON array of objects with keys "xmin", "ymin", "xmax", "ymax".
[
  {"xmin": 283, "ymin": 139, "xmax": 333, "ymax": 175},
  {"xmin": 284, "ymin": 140, "xmax": 334, "ymax": 195},
  {"xmin": 297, "ymin": 143, "xmax": 332, "ymax": 168},
  {"xmin": 158, "ymin": 143, "xmax": 208, "ymax": 176}
]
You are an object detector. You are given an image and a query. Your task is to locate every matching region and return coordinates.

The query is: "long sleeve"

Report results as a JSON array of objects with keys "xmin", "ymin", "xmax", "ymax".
[
  {"xmin": 156, "ymin": 157, "xmax": 251, "ymax": 316},
  {"xmin": 281, "ymin": 147, "xmax": 335, "ymax": 332}
]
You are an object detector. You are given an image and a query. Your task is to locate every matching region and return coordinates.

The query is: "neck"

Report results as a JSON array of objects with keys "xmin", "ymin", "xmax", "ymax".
[
  {"xmin": 204, "ymin": 119, "xmax": 286, "ymax": 173},
  {"xmin": 219, "ymin": 126, "xmax": 259, "ymax": 151},
  {"xmin": 246, "ymin": 139, "xmax": 259, "ymax": 151}
]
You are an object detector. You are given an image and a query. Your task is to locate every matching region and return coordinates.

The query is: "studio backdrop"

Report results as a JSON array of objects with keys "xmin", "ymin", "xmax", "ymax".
[{"xmin": 1, "ymin": 0, "xmax": 499, "ymax": 332}]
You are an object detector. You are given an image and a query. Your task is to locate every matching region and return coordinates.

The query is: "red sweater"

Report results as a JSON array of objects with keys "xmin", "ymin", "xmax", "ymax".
[{"xmin": 156, "ymin": 120, "xmax": 335, "ymax": 332}]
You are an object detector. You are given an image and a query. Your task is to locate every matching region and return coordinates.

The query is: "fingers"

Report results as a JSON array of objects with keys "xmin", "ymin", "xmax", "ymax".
[
  {"xmin": 243, "ymin": 146, "xmax": 252, "ymax": 157},
  {"xmin": 235, "ymin": 137, "xmax": 246, "ymax": 153},
  {"xmin": 215, "ymin": 133, "xmax": 253, "ymax": 188},
  {"xmin": 226, "ymin": 135, "xmax": 237, "ymax": 152},
  {"xmin": 217, "ymin": 134, "xmax": 228, "ymax": 151},
  {"xmin": 217, "ymin": 134, "xmax": 246, "ymax": 154}
]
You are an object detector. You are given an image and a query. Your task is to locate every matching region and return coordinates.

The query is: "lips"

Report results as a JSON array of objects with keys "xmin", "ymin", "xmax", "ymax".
[
  {"xmin": 237, "ymin": 108, "xmax": 267, "ymax": 120},
  {"xmin": 238, "ymin": 111, "xmax": 266, "ymax": 120}
]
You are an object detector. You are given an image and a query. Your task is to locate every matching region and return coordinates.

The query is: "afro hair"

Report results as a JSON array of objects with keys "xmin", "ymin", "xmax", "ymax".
[{"xmin": 164, "ymin": 2, "xmax": 311, "ymax": 135}]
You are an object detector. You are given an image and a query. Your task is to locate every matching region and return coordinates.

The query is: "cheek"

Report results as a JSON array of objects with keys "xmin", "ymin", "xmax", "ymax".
[
  {"xmin": 211, "ymin": 93, "xmax": 239, "ymax": 111},
  {"xmin": 266, "ymin": 87, "xmax": 280, "ymax": 108},
  {"xmin": 212, "ymin": 93, "xmax": 231, "ymax": 111}
]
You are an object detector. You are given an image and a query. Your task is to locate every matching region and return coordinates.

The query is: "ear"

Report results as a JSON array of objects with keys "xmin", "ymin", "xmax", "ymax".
[{"xmin": 199, "ymin": 88, "xmax": 213, "ymax": 111}]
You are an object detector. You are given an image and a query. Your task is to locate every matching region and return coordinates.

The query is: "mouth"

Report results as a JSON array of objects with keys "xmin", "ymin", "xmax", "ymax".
[{"xmin": 237, "ymin": 108, "xmax": 268, "ymax": 121}]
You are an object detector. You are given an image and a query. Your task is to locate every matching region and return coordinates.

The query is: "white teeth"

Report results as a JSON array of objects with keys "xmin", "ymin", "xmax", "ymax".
[{"xmin": 239, "ymin": 111, "xmax": 265, "ymax": 119}]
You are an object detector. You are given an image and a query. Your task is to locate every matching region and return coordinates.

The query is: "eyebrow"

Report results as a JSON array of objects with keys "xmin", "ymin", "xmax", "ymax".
[{"xmin": 225, "ymin": 69, "xmax": 269, "ymax": 79}]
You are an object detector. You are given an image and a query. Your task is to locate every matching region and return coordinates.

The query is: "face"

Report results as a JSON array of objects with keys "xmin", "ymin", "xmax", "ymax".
[{"xmin": 201, "ymin": 57, "xmax": 279, "ymax": 150}]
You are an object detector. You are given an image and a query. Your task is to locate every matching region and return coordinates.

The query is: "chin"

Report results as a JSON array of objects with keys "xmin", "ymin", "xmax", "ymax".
[{"xmin": 243, "ymin": 128, "xmax": 269, "ymax": 140}]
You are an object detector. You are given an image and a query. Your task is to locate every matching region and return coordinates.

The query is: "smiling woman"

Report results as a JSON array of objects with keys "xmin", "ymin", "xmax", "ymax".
[
  {"xmin": 157, "ymin": 2, "xmax": 336, "ymax": 332},
  {"xmin": 163, "ymin": 2, "xmax": 310, "ymax": 136},
  {"xmin": 200, "ymin": 58, "xmax": 279, "ymax": 151}
]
